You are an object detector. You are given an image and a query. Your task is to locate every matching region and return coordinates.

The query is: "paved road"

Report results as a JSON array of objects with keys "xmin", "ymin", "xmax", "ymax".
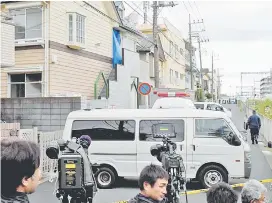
[{"xmin": 29, "ymin": 105, "xmax": 272, "ymax": 203}]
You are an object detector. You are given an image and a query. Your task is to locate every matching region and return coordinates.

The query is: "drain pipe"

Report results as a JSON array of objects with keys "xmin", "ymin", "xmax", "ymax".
[{"xmin": 43, "ymin": 1, "xmax": 49, "ymax": 97}]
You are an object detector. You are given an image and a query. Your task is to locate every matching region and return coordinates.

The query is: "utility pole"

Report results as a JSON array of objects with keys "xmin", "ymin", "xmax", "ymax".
[
  {"xmin": 197, "ymin": 37, "xmax": 203, "ymax": 87},
  {"xmin": 189, "ymin": 14, "xmax": 194, "ymax": 90},
  {"xmin": 152, "ymin": 1, "xmax": 177, "ymax": 88},
  {"xmin": 189, "ymin": 16, "xmax": 205, "ymax": 90},
  {"xmin": 143, "ymin": 1, "xmax": 148, "ymax": 24},
  {"xmin": 196, "ymin": 37, "xmax": 209, "ymax": 88},
  {"xmin": 217, "ymin": 68, "xmax": 223, "ymax": 101},
  {"xmin": 153, "ymin": 1, "xmax": 159, "ymax": 88},
  {"xmin": 211, "ymin": 52, "xmax": 214, "ymax": 102}
]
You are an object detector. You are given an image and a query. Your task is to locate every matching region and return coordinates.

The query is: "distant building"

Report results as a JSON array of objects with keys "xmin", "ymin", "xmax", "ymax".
[{"xmin": 260, "ymin": 76, "xmax": 272, "ymax": 98}]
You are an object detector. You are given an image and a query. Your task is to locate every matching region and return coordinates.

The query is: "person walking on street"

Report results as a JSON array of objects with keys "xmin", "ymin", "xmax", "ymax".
[
  {"xmin": 247, "ymin": 110, "xmax": 261, "ymax": 144},
  {"xmin": 128, "ymin": 164, "xmax": 169, "ymax": 203}
]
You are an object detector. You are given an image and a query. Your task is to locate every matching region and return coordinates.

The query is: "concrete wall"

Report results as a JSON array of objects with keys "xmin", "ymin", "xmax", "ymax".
[{"xmin": 1, "ymin": 97, "xmax": 81, "ymax": 132}]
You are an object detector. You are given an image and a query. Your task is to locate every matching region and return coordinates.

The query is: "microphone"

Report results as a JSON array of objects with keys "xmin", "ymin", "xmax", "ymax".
[{"xmin": 79, "ymin": 135, "xmax": 92, "ymax": 149}]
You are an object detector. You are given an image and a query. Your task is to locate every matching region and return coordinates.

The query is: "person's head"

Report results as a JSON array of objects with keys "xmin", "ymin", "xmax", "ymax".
[
  {"xmin": 253, "ymin": 110, "xmax": 256, "ymax": 115},
  {"xmin": 138, "ymin": 164, "xmax": 169, "ymax": 201},
  {"xmin": 206, "ymin": 182, "xmax": 238, "ymax": 203},
  {"xmin": 241, "ymin": 179, "xmax": 267, "ymax": 203},
  {"xmin": 1, "ymin": 137, "xmax": 41, "ymax": 196}
]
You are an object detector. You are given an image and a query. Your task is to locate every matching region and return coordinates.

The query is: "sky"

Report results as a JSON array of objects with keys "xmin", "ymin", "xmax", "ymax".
[{"xmin": 124, "ymin": 1, "xmax": 272, "ymax": 96}]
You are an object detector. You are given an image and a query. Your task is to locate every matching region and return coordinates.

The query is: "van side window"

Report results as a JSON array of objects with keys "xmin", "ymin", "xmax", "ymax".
[
  {"xmin": 206, "ymin": 104, "xmax": 223, "ymax": 112},
  {"xmin": 139, "ymin": 119, "xmax": 185, "ymax": 142},
  {"xmin": 72, "ymin": 120, "xmax": 135, "ymax": 141},
  {"xmin": 195, "ymin": 119, "xmax": 239, "ymax": 145},
  {"xmin": 195, "ymin": 104, "xmax": 204, "ymax": 109}
]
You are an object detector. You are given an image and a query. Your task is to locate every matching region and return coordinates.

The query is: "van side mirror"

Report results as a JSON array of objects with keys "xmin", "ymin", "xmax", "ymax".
[{"xmin": 232, "ymin": 135, "xmax": 241, "ymax": 146}]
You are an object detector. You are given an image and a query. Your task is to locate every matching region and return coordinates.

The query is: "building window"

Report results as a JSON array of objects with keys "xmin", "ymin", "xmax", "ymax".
[
  {"xmin": 68, "ymin": 13, "xmax": 86, "ymax": 44},
  {"xmin": 175, "ymin": 44, "xmax": 178, "ymax": 58},
  {"xmin": 169, "ymin": 41, "xmax": 174, "ymax": 55},
  {"xmin": 139, "ymin": 119, "xmax": 185, "ymax": 142},
  {"xmin": 11, "ymin": 8, "xmax": 42, "ymax": 40},
  {"xmin": 69, "ymin": 14, "xmax": 73, "ymax": 41},
  {"xmin": 180, "ymin": 73, "xmax": 184, "ymax": 80},
  {"xmin": 175, "ymin": 71, "xmax": 179, "ymax": 79},
  {"xmin": 170, "ymin": 69, "xmax": 173, "ymax": 83},
  {"xmin": 72, "ymin": 120, "xmax": 135, "ymax": 141},
  {"xmin": 180, "ymin": 48, "xmax": 184, "ymax": 56},
  {"xmin": 10, "ymin": 73, "xmax": 42, "ymax": 98}
]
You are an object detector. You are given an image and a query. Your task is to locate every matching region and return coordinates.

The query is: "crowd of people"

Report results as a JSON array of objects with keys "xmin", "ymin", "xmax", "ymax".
[
  {"xmin": 1, "ymin": 138, "xmax": 269, "ymax": 203},
  {"xmin": 128, "ymin": 164, "xmax": 268, "ymax": 203}
]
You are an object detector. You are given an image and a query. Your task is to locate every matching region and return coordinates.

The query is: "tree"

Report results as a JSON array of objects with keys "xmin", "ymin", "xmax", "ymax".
[
  {"xmin": 195, "ymin": 88, "xmax": 204, "ymax": 102},
  {"xmin": 205, "ymin": 93, "xmax": 212, "ymax": 100}
]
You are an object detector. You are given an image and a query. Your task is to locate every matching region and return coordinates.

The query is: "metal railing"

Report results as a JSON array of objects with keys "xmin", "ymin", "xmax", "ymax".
[{"xmin": 94, "ymin": 71, "xmax": 109, "ymax": 99}]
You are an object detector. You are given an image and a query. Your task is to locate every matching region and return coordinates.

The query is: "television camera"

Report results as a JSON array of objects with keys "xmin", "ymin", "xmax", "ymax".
[
  {"xmin": 46, "ymin": 135, "xmax": 98, "ymax": 203},
  {"xmin": 150, "ymin": 123, "xmax": 187, "ymax": 203}
]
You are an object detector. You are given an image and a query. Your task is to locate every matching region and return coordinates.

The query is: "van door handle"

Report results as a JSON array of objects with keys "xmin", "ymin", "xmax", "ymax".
[
  {"xmin": 192, "ymin": 145, "xmax": 196, "ymax": 151},
  {"xmin": 180, "ymin": 145, "xmax": 183, "ymax": 151}
]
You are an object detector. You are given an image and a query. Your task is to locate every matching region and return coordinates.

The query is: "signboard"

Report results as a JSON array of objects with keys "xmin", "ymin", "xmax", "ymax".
[{"xmin": 138, "ymin": 83, "xmax": 152, "ymax": 96}]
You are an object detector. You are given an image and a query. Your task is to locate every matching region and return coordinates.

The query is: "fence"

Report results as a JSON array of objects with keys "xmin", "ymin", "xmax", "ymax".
[
  {"xmin": 239, "ymin": 101, "xmax": 272, "ymax": 143},
  {"xmin": 0, "ymin": 123, "xmax": 20, "ymax": 137},
  {"xmin": 17, "ymin": 128, "xmax": 63, "ymax": 180}
]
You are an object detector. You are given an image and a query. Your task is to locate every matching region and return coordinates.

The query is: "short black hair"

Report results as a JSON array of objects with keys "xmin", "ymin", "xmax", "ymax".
[
  {"xmin": 138, "ymin": 164, "xmax": 169, "ymax": 190},
  {"xmin": 1, "ymin": 137, "xmax": 40, "ymax": 196},
  {"xmin": 206, "ymin": 182, "xmax": 238, "ymax": 203}
]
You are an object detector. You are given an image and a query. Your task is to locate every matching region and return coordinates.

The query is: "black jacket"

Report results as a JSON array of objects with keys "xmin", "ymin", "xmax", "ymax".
[
  {"xmin": 1, "ymin": 192, "xmax": 30, "ymax": 203},
  {"xmin": 128, "ymin": 194, "xmax": 167, "ymax": 203}
]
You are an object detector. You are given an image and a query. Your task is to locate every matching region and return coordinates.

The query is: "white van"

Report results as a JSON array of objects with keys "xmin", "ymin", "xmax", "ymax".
[
  {"xmin": 63, "ymin": 109, "xmax": 251, "ymax": 189},
  {"xmin": 152, "ymin": 97, "xmax": 196, "ymax": 109},
  {"xmin": 194, "ymin": 102, "xmax": 232, "ymax": 118}
]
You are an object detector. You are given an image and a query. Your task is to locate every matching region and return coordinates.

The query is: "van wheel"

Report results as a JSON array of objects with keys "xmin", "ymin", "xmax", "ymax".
[
  {"xmin": 198, "ymin": 165, "xmax": 228, "ymax": 189},
  {"xmin": 96, "ymin": 167, "xmax": 116, "ymax": 189}
]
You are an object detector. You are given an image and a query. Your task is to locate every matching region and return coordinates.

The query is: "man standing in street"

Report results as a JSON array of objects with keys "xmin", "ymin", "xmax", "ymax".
[
  {"xmin": 128, "ymin": 164, "xmax": 169, "ymax": 203},
  {"xmin": 247, "ymin": 110, "xmax": 261, "ymax": 144}
]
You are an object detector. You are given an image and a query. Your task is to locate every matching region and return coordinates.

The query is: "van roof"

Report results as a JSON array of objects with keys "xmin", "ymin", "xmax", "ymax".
[{"xmin": 67, "ymin": 109, "xmax": 228, "ymax": 119}]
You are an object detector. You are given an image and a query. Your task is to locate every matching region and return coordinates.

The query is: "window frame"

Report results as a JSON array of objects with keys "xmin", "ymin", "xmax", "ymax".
[
  {"xmin": 139, "ymin": 119, "xmax": 185, "ymax": 142},
  {"xmin": 194, "ymin": 118, "xmax": 235, "ymax": 138},
  {"xmin": 8, "ymin": 73, "xmax": 43, "ymax": 98},
  {"xmin": 71, "ymin": 120, "xmax": 136, "ymax": 141},
  {"xmin": 11, "ymin": 7, "xmax": 43, "ymax": 41},
  {"xmin": 67, "ymin": 12, "xmax": 86, "ymax": 45},
  {"xmin": 175, "ymin": 44, "xmax": 178, "ymax": 58}
]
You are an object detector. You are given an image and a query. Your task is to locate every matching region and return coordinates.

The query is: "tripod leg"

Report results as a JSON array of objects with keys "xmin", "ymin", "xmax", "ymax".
[{"xmin": 61, "ymin": 196, "xmax": 69, "ymax": 203}]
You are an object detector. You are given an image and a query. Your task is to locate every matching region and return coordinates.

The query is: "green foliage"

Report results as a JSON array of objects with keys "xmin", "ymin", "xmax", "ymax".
[
  {"xmin": 205, "ymin": 93, "xmax": 213, "ymax": 100},
  {"xmin": 246, "ymin": 99, "xmax": 272, "ymax": 119},
  {"xmin": 195, "ymin": 88, "xmax": 204, "ymax": 102}
]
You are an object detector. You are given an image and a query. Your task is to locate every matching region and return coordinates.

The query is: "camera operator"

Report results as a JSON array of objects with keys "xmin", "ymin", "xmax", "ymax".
[
  {"xmin": 128, "ymin": 164, "xmax": 169, "ymax": 203},
  {"xmin": 1, "ymin": 137, "xmax": 41, "ymax": 203}
]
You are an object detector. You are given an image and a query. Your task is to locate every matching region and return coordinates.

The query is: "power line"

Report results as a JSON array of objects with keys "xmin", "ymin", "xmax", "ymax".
[{"xmin": 124, "ymin": 1, "xmax": 184, "ymax": 63}]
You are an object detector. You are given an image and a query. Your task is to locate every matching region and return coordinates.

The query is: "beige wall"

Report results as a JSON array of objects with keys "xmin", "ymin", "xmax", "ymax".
[
  {"xmin": 0, "ymin": 49, "xmax": 44, "ymax": 98},
  {"xmin": 15, "ymin": 49, "xmax": 44, "ymax": 67},
  {"xmin": 48, "ymin": 1, "xmax": 117, "ymax": 99},
  {"xmin": 1, "ymin": 71, "xmax": 8, "ymax": 97},
  {"xmin": 49, "ymin": 1, "xmax": 118, "ymax": 58},
  {"xmin": 49, "ymin": 49, "xmax": 111, "ymax": 99}
]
